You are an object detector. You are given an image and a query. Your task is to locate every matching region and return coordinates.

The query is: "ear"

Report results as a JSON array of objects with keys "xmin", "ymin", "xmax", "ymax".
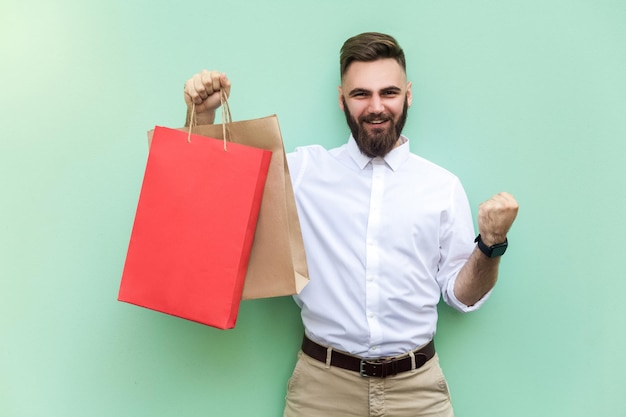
[
  {"xmin": 338, "ymin": 86, "xmax": 345, "ymax": 111},
  {"xmin": 406, "ymin": 81, "xmax": 413, "ymax": 107}
]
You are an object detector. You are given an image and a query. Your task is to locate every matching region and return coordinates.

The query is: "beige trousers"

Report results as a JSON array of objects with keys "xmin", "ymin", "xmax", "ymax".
[{"xmin": 283, "ymin": 350, "xmax": 454, "ymax": 417}]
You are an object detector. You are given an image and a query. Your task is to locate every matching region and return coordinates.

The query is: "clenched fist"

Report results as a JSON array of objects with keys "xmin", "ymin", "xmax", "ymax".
[
  {"xmin": 183, "ymin": 70, "xmax": 231, "ymax": 125},
  {"xmin": 477, "ymin": 192, "xmax": 519, "ymax": 246}
]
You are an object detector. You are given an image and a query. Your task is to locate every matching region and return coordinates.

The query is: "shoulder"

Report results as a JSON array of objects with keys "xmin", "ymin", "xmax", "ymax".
[
  {"xmin": 287, "ymin": 143, "xmax": 351, "ymax": 189},
  {"xmin": 405, "ymin": 151, "xmax": 460, "ymax": 183},
  {"xmin": 287, "ymin": 144, "xmax": 329, "ymax": 159},
  {"xmin": 287, "ymin": 142, "xmax": 349, "ymax": 166}
]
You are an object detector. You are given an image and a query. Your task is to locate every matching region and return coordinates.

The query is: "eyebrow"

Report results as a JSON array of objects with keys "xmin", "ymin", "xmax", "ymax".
[{"xmin": 347, "ymin": 86, "xmax": 402, "ymax": 97}]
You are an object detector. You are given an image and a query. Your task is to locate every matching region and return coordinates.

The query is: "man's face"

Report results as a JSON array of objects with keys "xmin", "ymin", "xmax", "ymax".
[{"xmin": 339, "ymin": 58, "xmax": 412, "ymax": 158}]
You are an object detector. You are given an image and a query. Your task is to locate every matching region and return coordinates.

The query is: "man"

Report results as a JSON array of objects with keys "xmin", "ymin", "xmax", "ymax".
[{"xmin": 183, "ymin": 32, "xmax": 518, "ymax": 417}]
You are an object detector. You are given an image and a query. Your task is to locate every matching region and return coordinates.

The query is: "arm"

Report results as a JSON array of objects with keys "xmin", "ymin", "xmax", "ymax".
[
  {"xmin": 454, "ymin": 192, "xmax": 519, "ymax": 306},
  {"xmin": 183, "ymin": 70, "xmax": 231, "ymax": 126}
]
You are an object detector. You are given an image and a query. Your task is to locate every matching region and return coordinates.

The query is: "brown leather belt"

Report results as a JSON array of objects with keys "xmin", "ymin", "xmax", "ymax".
[{"xmin": 301, "ymin": 335, "xmax": 435, "ymax": 378}]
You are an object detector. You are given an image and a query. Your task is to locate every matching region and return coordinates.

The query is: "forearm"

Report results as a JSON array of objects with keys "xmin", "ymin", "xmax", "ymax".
[
  {"xmin": 454, "ymin": 191, "xmax": 518, "ymax": 306},
  {"xmin": 453, "ymin": 248, "xmax": 501, "ymax": 306}
]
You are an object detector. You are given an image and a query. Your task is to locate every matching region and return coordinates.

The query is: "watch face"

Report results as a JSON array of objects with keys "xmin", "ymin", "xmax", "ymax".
[{"xmin": 491, "ymin": 243, "xmax": 508, "ymax": 257}]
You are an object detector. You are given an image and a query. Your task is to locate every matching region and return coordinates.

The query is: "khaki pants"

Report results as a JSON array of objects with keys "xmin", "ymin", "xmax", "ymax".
[{"xmin": 284, "ymin": 350, "xmax": 454, "ymax": 417}]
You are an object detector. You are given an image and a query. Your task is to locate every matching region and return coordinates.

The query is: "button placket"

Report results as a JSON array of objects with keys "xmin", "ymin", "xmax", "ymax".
[{"xmin": 365, "ymin": 159, "xmax": 385, "ymax": 350}]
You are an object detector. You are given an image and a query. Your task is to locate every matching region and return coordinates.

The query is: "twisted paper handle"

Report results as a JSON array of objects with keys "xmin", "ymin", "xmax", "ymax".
[
  {"xmin": 220, "ymin": 89, "xmax": 231, "ymax": 151},
  {"xmin": 187, "ymin": 103, "xmax": 196, "ymax": 144},
  {"xmin": 186, "ymin": 89, "xmax": 232, "ymax": 151}
]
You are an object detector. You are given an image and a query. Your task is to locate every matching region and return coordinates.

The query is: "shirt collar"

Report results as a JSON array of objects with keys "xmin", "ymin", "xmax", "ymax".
[{"xmin": 347, "ymin": 135, "xmax": 410, "ymax": 171}]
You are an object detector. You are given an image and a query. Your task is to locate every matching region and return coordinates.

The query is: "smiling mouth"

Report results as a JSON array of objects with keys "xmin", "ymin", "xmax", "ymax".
[
  {"xmin": 363, "ymin": 116, "xmax": 391, "ymax": 125},
  {"xmin": 364, "ymin": 119, "xmax": 391, "ymax": 131}
]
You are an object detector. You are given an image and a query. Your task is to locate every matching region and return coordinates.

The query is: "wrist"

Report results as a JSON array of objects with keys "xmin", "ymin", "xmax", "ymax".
[
  {"xmin": 194, "ymin": 110, "xmax": 216, "ymax": 125},
  {"xmin": 186, "ymin": 108, "xmax": 216, "ymax": 127},
  {"xmin": 478, "ymin": 233, "xmax": 507, "ymax": 247},
  {"xmin": 475, "ymin": 234, "xmax": 508, "ymax": 258}
]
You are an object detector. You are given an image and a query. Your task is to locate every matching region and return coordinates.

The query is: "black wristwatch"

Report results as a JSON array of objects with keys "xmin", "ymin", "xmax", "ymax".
[{"xmin": 474, "ymin": 234, "xmax": 508, "ymax": 258}]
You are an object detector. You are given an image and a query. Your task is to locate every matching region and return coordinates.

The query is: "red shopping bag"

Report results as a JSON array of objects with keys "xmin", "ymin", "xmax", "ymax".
[{"xmin": 118, "ymin": 126, "xmax": 272, "ymax": 329}]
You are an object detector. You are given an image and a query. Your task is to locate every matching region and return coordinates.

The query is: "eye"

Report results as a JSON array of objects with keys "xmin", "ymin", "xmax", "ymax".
[
  {"xmin": 348, "ymin": 89, "xmax": 371, "ymax": 98},
  {"xmin": 382, "ymin": 89, "xmax": 399, "ymax": 96}
]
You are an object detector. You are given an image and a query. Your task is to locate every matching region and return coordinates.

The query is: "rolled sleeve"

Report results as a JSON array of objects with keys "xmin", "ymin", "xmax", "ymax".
[{"xmin": 444, "ymin": 276, "xmax": 493, "ymax": 312}]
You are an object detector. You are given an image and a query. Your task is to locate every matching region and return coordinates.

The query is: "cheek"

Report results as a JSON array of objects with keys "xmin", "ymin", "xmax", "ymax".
[
  {"xmin": 390, "ymin": 101, "xmax": 406, "ymax": 118},
  {"xmin": 347, "ymin": 102, "xmax": 368, "ymax": 119}
]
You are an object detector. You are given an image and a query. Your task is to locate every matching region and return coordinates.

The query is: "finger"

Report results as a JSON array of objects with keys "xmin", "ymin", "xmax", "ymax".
[
  {"xmin": 211, "ymin": 71, "xmax": 222, "ymax": 94},
  {"xmin": 483, "ymin": 192, "xmax": 517, "ymax": 209},
  {"xmin": 183, "ymin": 79, "xmax": 193, "ymax": 105},
  {"xmin": 497, "ymin": 192, "xmax": 517, "ymax": 205},
  {"xmin": 200, "ymin": 69, "xmax": 221, "ymax": 93},
  {"xmin": 200, "ymin": 70, "xmax": 218, "ymax": 94},
  {"xmin": 193, "ymin": 74, "xmax": 210, "ymax": 103},
  {"xmin": 494, "ymin": 192, "xmax": 519, "ymax": 212},
  {"xmin": 220, "ymin": 73, "xmax": 231, "ymax": 97},
  {"xmin": 184, "ymin": 78, "xmax": 200, "ymax": 105}
]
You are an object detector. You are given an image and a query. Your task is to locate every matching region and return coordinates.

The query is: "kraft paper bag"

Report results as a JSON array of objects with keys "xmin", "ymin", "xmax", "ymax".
[
  {"xmin": 119, "ymin": 126, "xmax": 272, "ymax": 329},
  {"xmin": 148, "ymin": 111, "xmax": 310, "ymax": 300}
]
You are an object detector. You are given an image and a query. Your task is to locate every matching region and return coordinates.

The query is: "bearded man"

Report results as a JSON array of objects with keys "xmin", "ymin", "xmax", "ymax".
[{"xmin": 183, "ymin": 32, "xmax": 518, "ymax": 417}]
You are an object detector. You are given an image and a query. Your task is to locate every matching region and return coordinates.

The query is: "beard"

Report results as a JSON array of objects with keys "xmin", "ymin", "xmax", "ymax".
[{"xmin": 342, "ymin": 96, "xmax": 409, "ymax": 158}]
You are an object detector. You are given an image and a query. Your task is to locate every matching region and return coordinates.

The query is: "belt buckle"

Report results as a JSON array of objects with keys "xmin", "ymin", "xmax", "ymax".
[{"xmin": 359, "ymin": 358, "xmax": 390, "ymax": 378}]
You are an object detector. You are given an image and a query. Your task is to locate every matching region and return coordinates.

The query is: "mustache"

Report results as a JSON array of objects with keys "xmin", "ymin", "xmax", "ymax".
[{"xmin": 359, "ymin": 113, "xmax": 393, "ymax": 124}]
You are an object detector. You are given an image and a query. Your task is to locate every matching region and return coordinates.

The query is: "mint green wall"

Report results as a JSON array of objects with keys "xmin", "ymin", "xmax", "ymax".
[{"xmin": 2, "ymin": 0, "xmax": 625, "ymax": 416}]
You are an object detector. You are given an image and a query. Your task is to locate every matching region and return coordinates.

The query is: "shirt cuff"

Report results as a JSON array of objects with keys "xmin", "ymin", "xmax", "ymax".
[{"xmin": 446, "ymin": 282, "xmax": 493, "ymax": 313}]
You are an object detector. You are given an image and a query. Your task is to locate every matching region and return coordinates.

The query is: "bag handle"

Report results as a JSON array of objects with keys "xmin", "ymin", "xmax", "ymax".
[
  {"xmin": 187, "ymin": 89, "xmax": 232, "ymax": 151},
  {"xmin": 220, "ymin": 90, "xmax": 232, "ymax": 151}
]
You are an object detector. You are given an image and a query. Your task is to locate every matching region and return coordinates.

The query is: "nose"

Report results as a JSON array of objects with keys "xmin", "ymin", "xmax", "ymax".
[{"xmin": 367, "ymin": 94, "xmax": 384, "ymax": 114}]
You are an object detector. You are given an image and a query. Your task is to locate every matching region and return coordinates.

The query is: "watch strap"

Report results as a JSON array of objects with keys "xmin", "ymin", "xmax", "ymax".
[{"xmin": 474, "ymin": 234, "xmax": 508, "ymax": 258}]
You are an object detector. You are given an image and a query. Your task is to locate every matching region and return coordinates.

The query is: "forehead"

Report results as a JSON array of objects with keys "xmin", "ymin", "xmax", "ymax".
[{"xmin": 341, "ymin": 58, "xmax": 407, "ymax": 90}]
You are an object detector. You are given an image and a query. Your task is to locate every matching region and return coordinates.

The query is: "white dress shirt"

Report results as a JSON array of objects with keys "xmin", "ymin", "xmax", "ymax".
[{"xmin": 287, "ymin": 136, "xmax": 489, "ymax": 358}]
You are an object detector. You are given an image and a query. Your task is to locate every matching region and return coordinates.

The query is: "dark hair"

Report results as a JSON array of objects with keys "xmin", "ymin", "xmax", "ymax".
[{"xmin": 340, "ymin": 32, "xmax": 406, "ymax": 79}]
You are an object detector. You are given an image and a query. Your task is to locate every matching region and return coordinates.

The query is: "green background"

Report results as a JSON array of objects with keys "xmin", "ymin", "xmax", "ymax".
[{"xmin": 2, "ymin": 0, "xmax": 625, "ymax": 416}]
